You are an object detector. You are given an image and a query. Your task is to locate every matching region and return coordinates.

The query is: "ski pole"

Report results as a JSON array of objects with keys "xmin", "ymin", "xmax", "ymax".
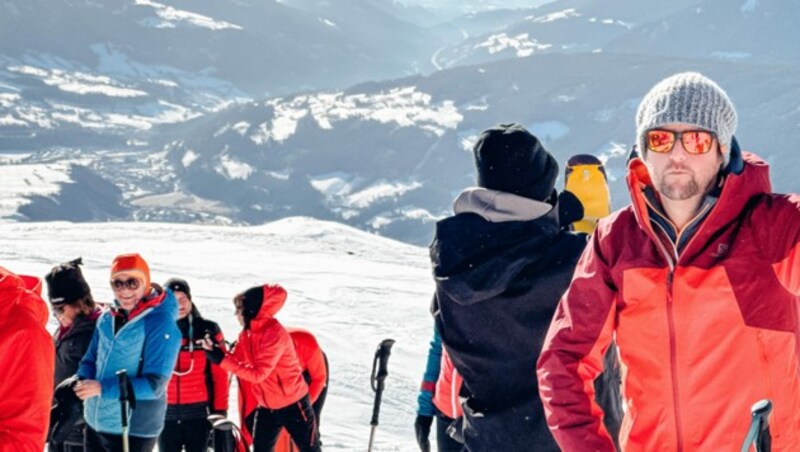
[
  {"xmin": 367, "ymin": 338, "xmax": 395, "ymax": 452},
  {"xmin": 740, "ymin": 399, "xmax": 772, "ymax": 452},
  {"xmin": 116, "ymin": 369, "xmax": 130, "ymax": 452}
]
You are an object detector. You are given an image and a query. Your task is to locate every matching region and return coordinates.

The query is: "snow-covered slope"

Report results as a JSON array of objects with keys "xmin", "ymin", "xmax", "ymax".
[{"xmin": 0, "ymin": 217, "xmax": 433, "ymax": 451}]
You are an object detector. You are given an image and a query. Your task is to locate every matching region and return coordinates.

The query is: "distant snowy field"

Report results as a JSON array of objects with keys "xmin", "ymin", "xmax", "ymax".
[{"xmin": 0, "ymin": 218, "xmax": 435, "ymax": 451}]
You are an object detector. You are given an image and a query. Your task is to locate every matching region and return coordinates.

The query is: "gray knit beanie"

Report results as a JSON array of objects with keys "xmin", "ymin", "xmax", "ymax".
[{"xmin": 636, "ymin": 72, "xmax": 737, "ymax": 165}]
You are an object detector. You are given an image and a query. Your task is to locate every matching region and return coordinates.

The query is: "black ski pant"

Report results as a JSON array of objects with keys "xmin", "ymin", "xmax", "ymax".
[
  {"xmin": 312, "ymin": 384, "xmax": 327, "ymax": 429},
  {"xmin": 245, "ymin": 395, "xmax": 321, "ymax": 452},
  {"xmin": 435, "ymin": 412, "xmax": 463, "ymax": 452},
  {"xmin": 158, "ymin": 418, "xmax": 211, "ymax": 452},
  {"xmin": 49, "ymin": 442, "xmax": 84, "ymax": 452},
  {"xmin": 84, "ymin": 427, "xmax": 157, "ymax": 452}
]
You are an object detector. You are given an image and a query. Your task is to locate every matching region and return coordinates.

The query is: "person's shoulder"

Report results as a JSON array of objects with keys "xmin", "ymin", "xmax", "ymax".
[{"xmin": 748, "ymin": 192, "xmax": 800, "ymax": 222}]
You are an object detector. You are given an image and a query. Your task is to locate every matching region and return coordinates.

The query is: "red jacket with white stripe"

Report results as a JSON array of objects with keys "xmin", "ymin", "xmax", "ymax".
[{"xmin": 166, "ymin": 311, "xmax": 229, "ymax": 417}]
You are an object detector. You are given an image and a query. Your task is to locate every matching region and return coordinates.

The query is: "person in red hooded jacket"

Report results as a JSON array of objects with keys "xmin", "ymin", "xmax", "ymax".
[
  {"xmin": 200, "ymin": 284, "xmax": 320, "ymax": 452},
  {"xmin": 0, "ymin": 267, "xmax": 56, "ymax": 451},
  {"xmin": 238, "ymin": 327, "xmax": 329, "ymax": 450}
]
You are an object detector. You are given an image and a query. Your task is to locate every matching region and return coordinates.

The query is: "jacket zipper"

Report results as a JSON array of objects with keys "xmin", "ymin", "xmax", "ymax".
[
  {"xmin": 666, "ymin": 271, "xmax": 684, "ymax": 452},
  {"xmin": 94, "ymin": 308, "xmax": 153, "ymax": 429},
  {"xmin": 643, "ymin": 209, "xmax": 683, "ymax": 451}
]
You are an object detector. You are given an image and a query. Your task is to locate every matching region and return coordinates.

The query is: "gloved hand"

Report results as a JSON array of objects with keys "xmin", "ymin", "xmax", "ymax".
[
  {"xmin": 205, "ymin": 346, "xmax": 225, "ymax": 365},
  {"xmin": 212, "ymin": 409, "xmax": 228, "ymax": 417},
  {"xmin": 414, "ymin": 415, "xmax": 433, "ymax": 452}
]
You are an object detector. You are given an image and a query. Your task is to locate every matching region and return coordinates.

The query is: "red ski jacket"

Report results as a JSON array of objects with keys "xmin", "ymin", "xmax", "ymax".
[
  {"xmin": 432, "ymin": 349, "xmax": 463, "ymax": 419},
  {"xmin": 166, "ymin": 314, "xmax": 229, "ymax": 415},
  {"xmin": 0, "ymin": 268, "xmax": 55, "ymax": 452},
  {"xmin": 238, "ymin": 326, "xmax": 328, "ymax": 446},
  {"xmin": 221, "ymin": 285, "xmax": 308, "ymax": 410},
  {"xmin": 286, "ymin": 327, "xmax": 327, "ymax": 403},
  {"xmin": 538, "ymin": 153, "xmax": 800, "ymax": 451}
]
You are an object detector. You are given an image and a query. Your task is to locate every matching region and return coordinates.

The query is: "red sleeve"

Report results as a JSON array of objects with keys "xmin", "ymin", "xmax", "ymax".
[
  {"xmin": 221, "ymin": 323, "xmax": 286, "ymax": 383},
  {"xmin": 305, "ymin": 346, "xmax": 327, "ymax": 403},
  {"xmin": 0, "ymin": 325, "xmax": 55, "ymax": 451},
  {"xmin": 536, "ymin": 231, "xmax": 617, "ymax": 452},
  {"xmin": 770, "ymin": 194, "xmax": 800, "ymax": 295},
  {"xmin": 210, "ymin": 329, "xmax": 230, "ymax": 412}
]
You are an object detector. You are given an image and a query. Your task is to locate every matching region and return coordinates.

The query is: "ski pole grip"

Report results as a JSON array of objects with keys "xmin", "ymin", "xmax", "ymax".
[
  {"xmin": 369, "ymin": 339, "xmax": 395, "ymax": 427},
  {"xmin": 753, "ymin": 399, "xmax": 772, "ymax": 452},
  {"xmin": 116, "ymin": 369, "xmax": 129, "ymax": 427},
  {"xmin": 117, "ymin": 369, "xmax": 129, "ymax": 402},
  {"xmin": 375, "ymin": 339, "xmax": 395, "ymax": 381},
  {"xmin": 752, "ymin": 399, "xmax": 772, "ymax": 424},
  {"xmin": 740, "ymin": 399, "xmax": 772, "ymax": 452}
]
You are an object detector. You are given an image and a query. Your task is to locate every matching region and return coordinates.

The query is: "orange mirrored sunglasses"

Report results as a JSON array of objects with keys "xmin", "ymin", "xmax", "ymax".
[{"xmin": 646, "ymin": 129, "xmax": 716, "ymax": 155}]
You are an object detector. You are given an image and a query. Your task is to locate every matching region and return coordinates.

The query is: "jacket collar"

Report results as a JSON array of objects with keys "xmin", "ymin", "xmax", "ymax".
[
  {"xmin": 453, "ymin": 187, "xmax": 554, "ymax": 223},
  {"xmin": 627, "ymin": 151, "xmax": 772, "ymax": 262}
]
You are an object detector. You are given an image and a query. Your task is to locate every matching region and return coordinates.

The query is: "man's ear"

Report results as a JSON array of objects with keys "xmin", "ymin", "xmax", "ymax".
[{"xmin": 723, "ymin": 136, "xmax": 744, "ymax": 175}]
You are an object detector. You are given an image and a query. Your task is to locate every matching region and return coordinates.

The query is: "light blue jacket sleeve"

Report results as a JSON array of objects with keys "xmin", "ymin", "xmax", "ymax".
[{"xmin": 416, "ymin": 324, "xmax": 442, "ymax": 416}]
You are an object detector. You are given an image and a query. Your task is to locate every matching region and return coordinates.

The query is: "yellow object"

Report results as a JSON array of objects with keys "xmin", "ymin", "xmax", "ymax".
[{"xmin": 565, "ymin": 155, "xmax": 611, "ymax": 234}]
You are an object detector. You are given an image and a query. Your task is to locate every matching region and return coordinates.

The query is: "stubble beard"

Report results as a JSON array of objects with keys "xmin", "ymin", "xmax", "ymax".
[{"xmin": 659, "ymin": 176, "xmax": 701, "ymax": 200}]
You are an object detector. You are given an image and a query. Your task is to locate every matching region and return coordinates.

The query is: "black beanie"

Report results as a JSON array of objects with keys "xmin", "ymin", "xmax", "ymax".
[
  {"xmin": 473, "ymin": 123, "xmax": 559, "ymax": 201},
  {"xmin": 241, "ymin": 286, "xmax": 264, "ymax": 323},
  {"xmin": 45, "ymin": 258, "xmax": 91, "ymax": 306},
  {"xmin": 165, "ymin": 278, "xmax": 191, "ymax": 300}
]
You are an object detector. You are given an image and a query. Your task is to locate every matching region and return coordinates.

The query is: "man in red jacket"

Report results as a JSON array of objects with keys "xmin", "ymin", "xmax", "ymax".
[
  {"xmin": 537, "ymin": 72, "xmax": 800, "ymax": 451},
  {"xmin": 201, "ymin": 284, "xmax": 320, "ymax": 452},
  {"xmin": 159, "ymin": 278, "xmax": 229, "ymax": 452},
  {"xmin": 0, "ymin": 267, "xmax": 55, "ymax": 452}
]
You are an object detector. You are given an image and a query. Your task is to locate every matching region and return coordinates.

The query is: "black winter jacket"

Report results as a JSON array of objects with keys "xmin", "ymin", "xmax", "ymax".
[
  {"xmin": 431, "ymin": 192, "xmax": 621, "ymax": 451},
  {"xmin": 52, "ymin": 311, "xmax": 98, "ymax": 446}
]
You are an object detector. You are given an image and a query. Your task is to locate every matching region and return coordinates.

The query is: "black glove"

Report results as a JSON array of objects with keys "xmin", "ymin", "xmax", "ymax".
[
  {"xmin": 414, "ymin": 415, "xmax": 433, "ymax": 452},
  {"xmin": 212, "ymin": 409, "xmax": 227, "ymax": 417},
  {"xmin": 205, "ymin": 346, "xmax": 225, "ymax": 365}
]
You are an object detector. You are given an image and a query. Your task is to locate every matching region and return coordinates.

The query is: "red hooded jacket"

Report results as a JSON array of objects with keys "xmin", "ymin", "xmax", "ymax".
[
  {"xmin": 238, "ymin": 326, "xmax": 327, "ymax": 446},
  {"xmin": 221, "ymin": 284, "xmax": 308, "ymax": 410},
  {"xmin": 0, "ymin": 268, "xmax": 55, "ymax": 451},
  {"xmin": 538, "ymin": 153, "xmax": 800, "ymax": 451}
]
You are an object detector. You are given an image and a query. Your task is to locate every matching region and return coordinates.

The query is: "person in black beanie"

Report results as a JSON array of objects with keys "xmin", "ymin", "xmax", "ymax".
[
  {"xmin": 427, "ymin": 123, "xmax": 621, "ymax": 451},
  {"xmin": 158, "ymin": 278, "xmax": 229, "ymax": 452},
  {"xmin": 199, "ymin": 284, "xmax": 320, "ymax": 452},
  {"xmin": 45, "ymin": 258, "xmax": 101, "ymax": 452}
]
